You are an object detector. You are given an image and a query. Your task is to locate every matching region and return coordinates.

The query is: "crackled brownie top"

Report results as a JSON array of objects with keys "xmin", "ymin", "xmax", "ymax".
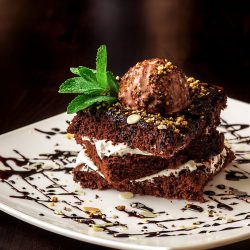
[{"xmin": 67, "ymin": 79, "xmax": 227, "ymax": 158}]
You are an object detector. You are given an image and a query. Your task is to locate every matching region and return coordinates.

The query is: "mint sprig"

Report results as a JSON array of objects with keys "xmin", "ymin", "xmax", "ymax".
[
  {"xmin": 96, "ymin": 45, "xmax": 108, "ymax": 89},
  {"xmin": 67, "ymin": 95, "xmax": 117, "ymax": 114},
  {"xmin": 59, "ymin": 45, "xmax": 119, "ymax": 114}
]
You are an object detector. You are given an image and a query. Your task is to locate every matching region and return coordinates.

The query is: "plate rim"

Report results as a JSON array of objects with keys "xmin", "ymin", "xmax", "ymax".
[{"xmin": 1, "ymin": 201, "xmax": 250, "ymax": 250}]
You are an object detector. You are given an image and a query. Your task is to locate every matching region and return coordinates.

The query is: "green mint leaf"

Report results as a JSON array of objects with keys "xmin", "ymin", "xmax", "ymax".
[
  {"xmin": 70, "ymin": 67, "xmax": 82, "ymax": 76},
  {"xmin": 70, "ymin": 66, "xmax": 96, "ymax": 78},
  {"xmin": 96, "ymin": 45, "xmax": 108, "ymax": 89},
  {"xmin": 107, "ymin": 71, "xmax": 119, "ymax": 95},
  {"xmin": 59, "ymin": 77, "xmax": 104, "ymax": 95},
  {"xmin": 59, "ymin": 44, "xmax": 119, "ymax": 113},
  {"xmin": 67, "ymin": 94, "xmax": 117, "ymax": 114}
]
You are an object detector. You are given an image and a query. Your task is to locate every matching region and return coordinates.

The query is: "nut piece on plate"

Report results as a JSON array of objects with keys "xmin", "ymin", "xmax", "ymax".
[{"xmin": 118, "ymin": 58, "xmax": 191, "ymax": 115}]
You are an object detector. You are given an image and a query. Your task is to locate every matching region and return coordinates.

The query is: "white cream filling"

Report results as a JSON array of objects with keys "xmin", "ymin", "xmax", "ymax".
[
  {"xmin": 76, "ymin": 147, "xmax": 227, "ymax": 182},
  {"xmin": 76, "ymin": 149, "xmax": 104, "ymax": 177},
  {"xmin": 82, "ymin": 136, "xmax": 152, "ymax": 159},
  {"xmin": 135, "ymin": 148, "xmax": 227, "ymax": 182}
]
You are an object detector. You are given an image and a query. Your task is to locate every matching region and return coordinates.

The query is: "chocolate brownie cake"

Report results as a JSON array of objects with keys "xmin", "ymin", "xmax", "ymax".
[{"xmin": 59, "ymin": 45, "xmax": 235, "ymax": 202}]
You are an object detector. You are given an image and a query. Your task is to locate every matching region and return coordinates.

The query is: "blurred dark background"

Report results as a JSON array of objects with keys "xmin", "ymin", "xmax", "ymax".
[
  {"xmin": 1, "ymin": 0, "xmax": 250, "ymax": 133},
  {"xmin": 0, "ymin": 1, "xmax": 250, "ymax": 249}
]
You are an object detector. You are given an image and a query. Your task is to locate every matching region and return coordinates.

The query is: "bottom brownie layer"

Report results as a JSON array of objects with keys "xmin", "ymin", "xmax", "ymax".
[{"xmin": 73, "ymin": 147, "xmax": 235, "ymax": 202}]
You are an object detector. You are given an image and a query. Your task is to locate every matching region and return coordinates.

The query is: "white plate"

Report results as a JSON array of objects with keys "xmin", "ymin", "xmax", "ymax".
[{"xmin": 0, "ymin": 98, "xmax": 250, "ymax": 250}]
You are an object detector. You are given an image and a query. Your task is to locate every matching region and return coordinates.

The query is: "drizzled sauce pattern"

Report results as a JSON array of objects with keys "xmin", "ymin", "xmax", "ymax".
[
  {"xmin": 34, "ymin": 127, "xmax": 66, "ymax": 139},
  {"xmin": 0, "ymin": 118, "xmax": 250, "ymax": 239}
]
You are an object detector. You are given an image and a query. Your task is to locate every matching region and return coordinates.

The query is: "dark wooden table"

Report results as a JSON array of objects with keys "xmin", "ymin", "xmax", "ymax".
[{"xmin": 0, "ymin": 1, "xmax": 249, "ymax": 249}]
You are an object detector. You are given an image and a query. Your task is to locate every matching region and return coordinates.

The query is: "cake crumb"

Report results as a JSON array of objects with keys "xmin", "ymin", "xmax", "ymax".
[{"xmin": 64, "ymin": 207, "xmax": 72, "ymax": 212}]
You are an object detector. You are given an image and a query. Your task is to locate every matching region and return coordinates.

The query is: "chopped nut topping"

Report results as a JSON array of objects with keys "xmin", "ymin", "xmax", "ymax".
[
  {"xmin": 49, "ymin": 197, "xmax": 58, "ymax": 202},
  {"xmin": 91, "ymin": 225, "xmax": 104, "ymax": 232},
  {"xmin": 82, "ymin": 207, "xmax": 101, "ymax": 215},
  {"xmin": 157, "ymin": 124, "xmax": 167, "ymax": 130},
  {"xmin": 119, "ymin": 192, "xmax": 134, "ymax": 199},
  {"xmin": 127, "ymin": 114, "xmax": 141, "ymax": 124},
  {"xmin": 65, "ymin": 133, "xmax": 74, "ymax": 139},
  {"xmin": 187, "ymin": 77, "xmax": 196, "ymax": 83},
  {"xmin": 174, "ymin": 128, "xmax": 180, "ymax": 134},
  {"xmin": 139, "ymin": 211, "xmax": 157, "ymax": 218},
  {"xmin": 157, "ymin": 61, "xmax": 173, "ymax": 75},
  {"xmin": 115, "ymin": 205, "xmax": 126, "ymax": 211},
  {"xmin": 54, "ymin": 210, "xmax": 64, "ymax": 215}
]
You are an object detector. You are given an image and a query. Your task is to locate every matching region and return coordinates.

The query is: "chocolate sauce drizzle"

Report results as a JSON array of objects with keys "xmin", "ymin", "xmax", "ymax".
[
  {"xmin": 0, "ymin": 118, "xmax": 250, "ymax": 239},
  {"xmin": 34, "ymin": 127, "xmax": 66, "ymax": 139}
]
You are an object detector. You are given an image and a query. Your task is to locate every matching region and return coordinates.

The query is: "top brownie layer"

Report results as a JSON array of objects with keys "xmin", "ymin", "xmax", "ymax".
[{"xmin": 68, "ymin": 81, "xmax": 226, "ymax": 158}]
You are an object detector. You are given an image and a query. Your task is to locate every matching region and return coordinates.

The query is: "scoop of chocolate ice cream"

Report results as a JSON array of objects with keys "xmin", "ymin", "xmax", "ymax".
[{"xmin": 118, "ymin": 58, "xmax": 191, "ymax": 115}]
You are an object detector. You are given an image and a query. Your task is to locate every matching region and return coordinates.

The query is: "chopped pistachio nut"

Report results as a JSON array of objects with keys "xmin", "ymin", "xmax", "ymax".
[
  {"xmin": 54, "ymin": 210, "xmax": 64, "ymax": 215},
  {"xmin": 115, "ymin": 205, "xmax": 126, "ymax": 211},
  {"xmin": 82, "ymin": 207, "xmax": 101, "ymax": 215},
  {"xmin": 187, "ymin": 77, "xmax": 195, "ymax": 83},
  {"xmin": 110, "ymin": 102, "xmax": 189, "ymax": 130},
  {"xmin": 49, "ymin": 197, "xmax": 58, "ymax": 202},
  {"xmin": 91, "ymin": 225, "xmax": 104, "ymax": 232},
  {"xmin": 157, "ymin": 61, "xmax": 173, "ymax": 75},
  {"xmin": 176, "ymin": 117, "xmax": 188, "ymax": 126},
  {"xmin": 65, "ymin": 133, "xmax": 74, "ymax": 139}
]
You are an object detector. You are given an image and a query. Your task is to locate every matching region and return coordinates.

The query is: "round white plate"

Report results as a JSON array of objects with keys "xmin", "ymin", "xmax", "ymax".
[{"xmin": 0, "ymin": 98, "xmax": 250, "ymax": 250}]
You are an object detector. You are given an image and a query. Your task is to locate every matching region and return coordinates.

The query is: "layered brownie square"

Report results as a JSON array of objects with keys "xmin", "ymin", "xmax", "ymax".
[{"xmin": 60, "ymin": 48, "xmax": 234, "ymax": 202}]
